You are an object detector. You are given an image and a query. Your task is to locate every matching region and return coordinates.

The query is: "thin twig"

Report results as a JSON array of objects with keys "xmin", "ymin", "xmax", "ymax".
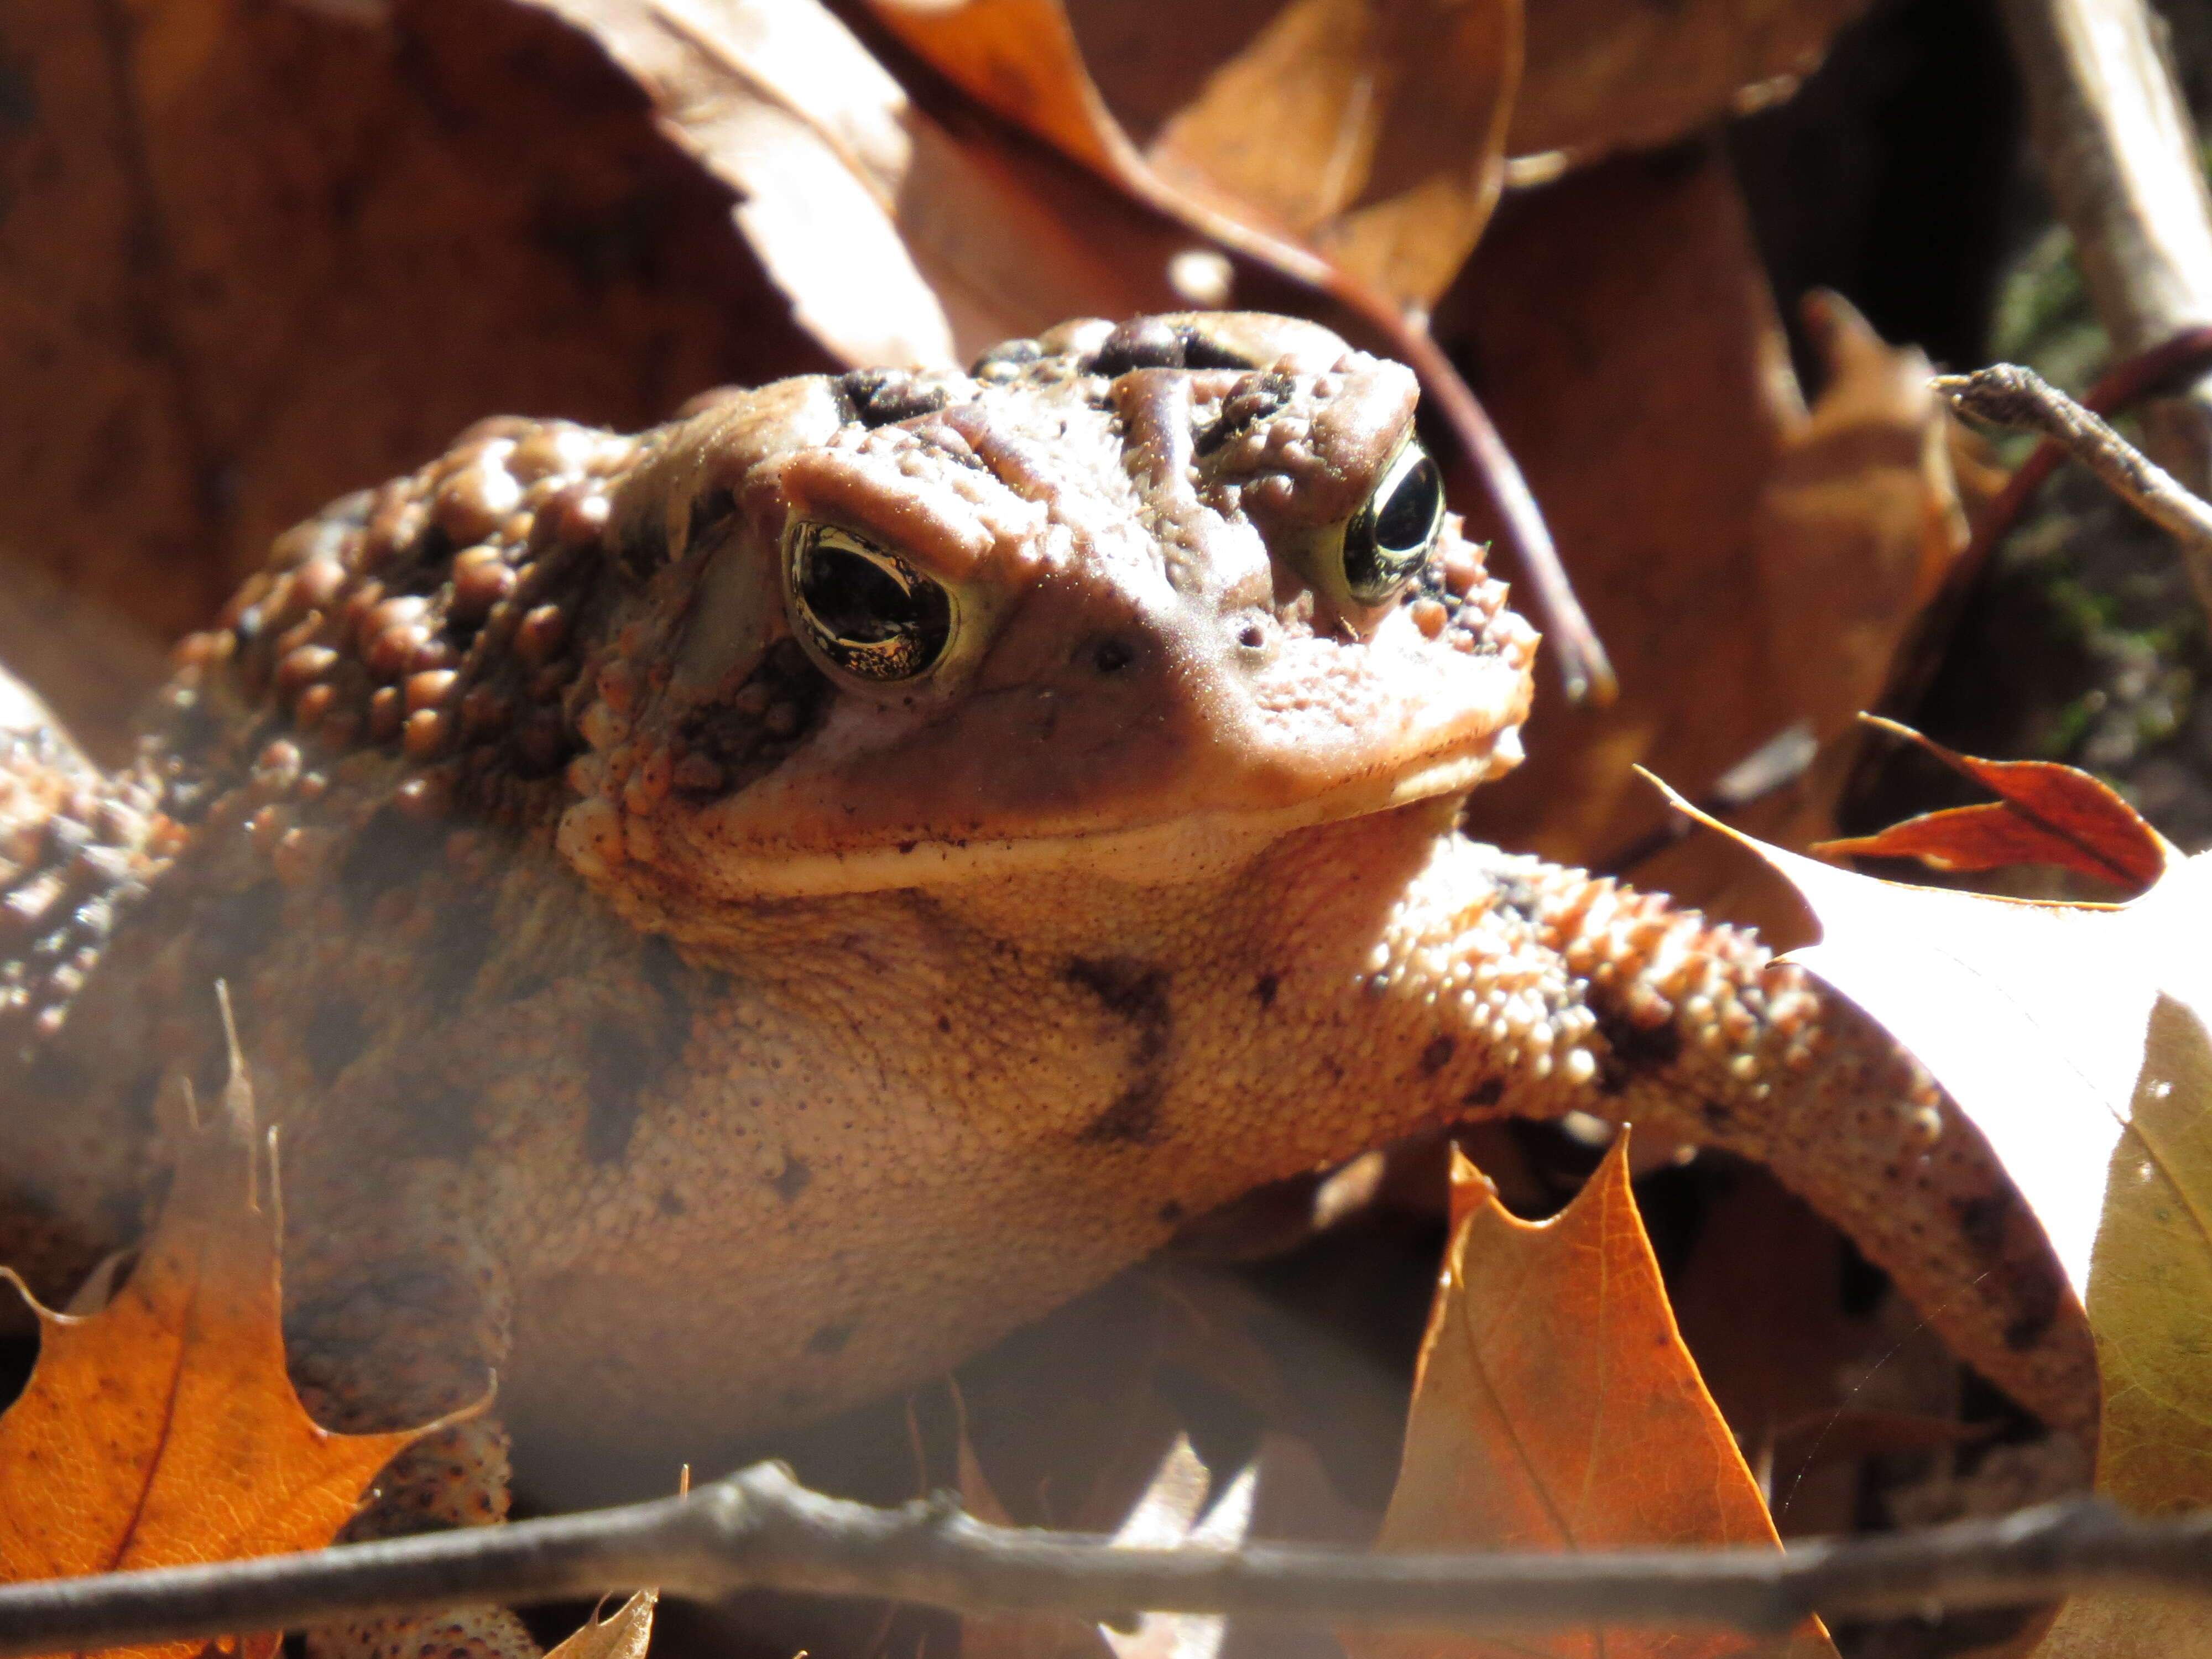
[
  {"xmin": 1954, "ymin": 325, "xmax": 2212, "ymax": 576},
  {"xmin": 1, "ymin": 1465, "xmax": 2211, "ymax": 1656},
  {"xmin": 1998, "ymin": 0, "xmax": 2212, "ymax": 612},
  {"xmin": 1937, "ymin": 363, "xmax": 2212, "ymax": 571}
]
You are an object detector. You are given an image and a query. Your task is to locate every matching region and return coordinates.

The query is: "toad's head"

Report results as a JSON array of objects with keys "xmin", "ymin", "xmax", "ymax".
[{"xmin": 562, "ymin": 312, "xmax": 1536, "ymax": 905}]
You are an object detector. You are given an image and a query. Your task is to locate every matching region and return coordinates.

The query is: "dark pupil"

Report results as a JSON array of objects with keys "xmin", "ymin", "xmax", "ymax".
[
  {"xmin": 1344, "ymin": 452, "xmax": 1443, "ymax": 599},
  {"xmin": 803, "ymin": 547, "xmax": 914, "ymax": 641},
  {"xmin": 1374, "ymin": 455, "xmax": 1442, "ymax": 554},
  {"xmin": 797, "ymin": 541, "xmax": 952, "ymax": 680}
]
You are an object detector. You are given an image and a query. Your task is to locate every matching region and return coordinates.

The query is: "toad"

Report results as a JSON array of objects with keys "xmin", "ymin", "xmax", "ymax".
[{"xmin": 0, "ymin": 312, "xmax": 2084, "ymax": 1659}]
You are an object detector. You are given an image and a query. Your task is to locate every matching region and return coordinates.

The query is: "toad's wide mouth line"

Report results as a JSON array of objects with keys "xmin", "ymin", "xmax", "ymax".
[{"xmin": 690, "ymin": 745, "xmax": 1505, "ymax": 897}]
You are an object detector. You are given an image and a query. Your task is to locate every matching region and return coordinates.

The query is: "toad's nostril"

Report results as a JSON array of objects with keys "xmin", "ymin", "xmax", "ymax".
[
  {"xmin": 1093, "ymin": 639, "xmax": 1135, "ymax": 675},
  {"xmin": 1238, "ymin": 624, "xmax": 1265, "ymax": 650}
]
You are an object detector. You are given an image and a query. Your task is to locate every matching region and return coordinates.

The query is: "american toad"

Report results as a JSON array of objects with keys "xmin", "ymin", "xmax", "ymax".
[{"xmin": 0, "ymin": 312, "xmax": 2085, "ymax": 1657}]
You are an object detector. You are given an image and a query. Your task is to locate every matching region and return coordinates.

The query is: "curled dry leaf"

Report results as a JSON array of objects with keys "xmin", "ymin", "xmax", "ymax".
[
  {"xmin": 1661, "ymin": 774, "xmax": 2212, "ymax": 1600},
  {"xmin": 1345, "ymin": 1137, "xmax": 1834, "ymax": 1659},
  {"xmin": 544, "ymin": 1589, "xmax": 658, "ymax": 1659},
  {"xmin": 1671, "ymin": 775, "xmax": 2212, "ymax": 1657},
  {"xmin": 520, "ymin": 0, "xmax": 1183, "ymax": 368},
  {"xmin": 1816, "ymin": 716, "xmax": 2174, "ymax": 893},
  {"xmin": 1660, "ymin": 771, "xmax": 2194, "ymax": 1302},
  {"xmin": 869, "ymin": 0, "xmax": 1518, "ymax": 311},
  {"xmin": 0, "ymin": 1057, "xmax": 430, "ymax": 1659}
]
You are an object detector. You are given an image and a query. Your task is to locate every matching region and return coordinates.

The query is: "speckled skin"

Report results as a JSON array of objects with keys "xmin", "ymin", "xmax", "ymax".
[{"xmin": 0, "ymin": 314, "xmax": 2086, "ymax": 1654}]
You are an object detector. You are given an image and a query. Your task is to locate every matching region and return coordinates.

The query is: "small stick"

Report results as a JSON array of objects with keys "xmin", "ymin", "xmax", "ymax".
[
  {"xmin": 1997, "ymin": 0, "xmax": 2212, "ymax": 613},
  {"xmin": 1936, "ymin": 363, "xmax": 2212, "ymax": 570},
  {"xmin": 1, "ymin": 1464, "xmax": 2211, "ymax": 1657}
]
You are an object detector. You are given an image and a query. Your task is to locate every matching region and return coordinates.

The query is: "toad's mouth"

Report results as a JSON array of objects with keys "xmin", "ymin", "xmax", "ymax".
[
  {"xmin": 768, "ymin": 743, "xmax": 1509, "ymax": 891},
  {"xmin": 632, "ymin": 705, "xmax": 1525, "ymax": 901}
]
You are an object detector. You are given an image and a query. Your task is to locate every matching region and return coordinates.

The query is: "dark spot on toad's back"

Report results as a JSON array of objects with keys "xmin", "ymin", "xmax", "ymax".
[
  {"xmin": 618, "ymin": 511, "xmax": 666, "ymax": 578},
  {"xmin": 1590, "ymin": 1004, "xmax": 1682, "ymax": 1095},
  {"xmin": 1080, "ymin": 1078, "xmax": 1166, "ymax": 1145},
  {"xmin": 687, "ymin": 486, "xmax": 736, "ymax": 546},
  {"xmin": 1953, "ymin": 1191, "xmax": 2012, "ymax": 1258},
  {"xmin": 969, "ymin": 337, "xmax": 1040, "ymax": 376},
  {"xmin": 1196, "ymin": 371, "xmax": 1293, "ymax": 456},
  {"xmin": 1174, "ymin": 324, "xmax": 1260, "ymax": 371},
  {"xmin": 1489, "ymin": 870, "xmax": 1545, "ymax": 924},
  {"xmin": 1065, "ymin": 957, "xmax": 1170, "ymax": 1032},
  {"xmin": 1463, "ymin": 1078, "xmax": 1504, "ymax": 1108},
  {"xmin": 1253, "ymin": 973, "xmax": 1280, "ymax": 1009},
  {"xmin": 1419, "ymin": 1035, "xmax": 1455, "ymax": 1075},
  {"xmin": 771, "ymin": 1157, "xmax": 812, "ymax": 1202},
  {"xmin": 805, "ymin": 1322, "xmax": 853, "ymax": 1356},
  {"xmin": 1066, "ymin": 957, "xmax": 1172, "ymax": 1145}
]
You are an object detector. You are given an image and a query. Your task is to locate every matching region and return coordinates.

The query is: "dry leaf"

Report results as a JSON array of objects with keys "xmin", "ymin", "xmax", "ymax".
[
  {"xmin": 1666, "ymin": 1168, "xmax": 1887, "ymax": 1528},
  {"xmin": 0, "ymin": 0, "xmax": 828, "ymax": 667},
  {"xmin": 1346, "ymin": 1136, "xmax": 1834, "ymax": 1659},
  {"xmin": 1509, "ymin": 0, "xmax": 1873, "ymax": 165},
  {"xmin": 1450, "ymin": 155, "xmax": 1971, "ymax": 932},
  {"xmin": 1674, "ymin": 782, "xmax": 2212, "ymax": 1656},
  {"xmin": 1815, "ymin": 717, "xmax": 2172, "ymax": 891},
  {"xmin": 958, "ymin": 1423, "xmax": 1252, "ymax": 1659},
  {"xmin": 521, "ymin": 0, "xmax": 1183, "ymax": 368},
  {"xmin": 0, "ymin": 1057, "xmax": 427, "ymax": 1659},
  {"xmin": 1667, "ymin": 778, "xmax": 2199, "ymax": 1299},
  {"xmin": 1096, "ymin": 1437, "xmax": 1254, "ymax": 1659},
  {"xmin": 957, "ymin": 1390, "xmax": 1114, "ymax": 1659},
  {"xmin": 870, "ymin": 0, "xmax": 1517, "ymax": 312},
  {"xmin": 545, "ymin": 1589, "xmax": 659, "ymax": 1659}
]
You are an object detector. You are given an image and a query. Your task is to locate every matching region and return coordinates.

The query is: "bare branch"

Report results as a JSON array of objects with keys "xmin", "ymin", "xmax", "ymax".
[
  {"xmin": 1937, "ymin": 363, "xmax": 2212, "ymax": 570},
  {"xmin": 1, "ymin": 1463, "xmax": 2211, "ymax": 1655}
]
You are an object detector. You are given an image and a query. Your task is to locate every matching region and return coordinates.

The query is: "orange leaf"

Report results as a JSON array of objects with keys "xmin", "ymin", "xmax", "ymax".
[
  {"xmin": 1814, "ymin": 718, "xmax": 2173, "ymax": 894},
  {"xmin": 868, "ymin": 0, "xmax": 1518, "ymax": 312},
  {"xmin": 1347, "ymin": 1137, "xmax": 1834, "ymax": 1659},
  {"xmin": 0, "ymin": 1055, "xmax": 430, "ymax": 1659}
]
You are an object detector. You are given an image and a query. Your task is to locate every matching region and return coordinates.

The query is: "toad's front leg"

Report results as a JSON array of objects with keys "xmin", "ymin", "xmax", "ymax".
[
  {"xmin": 285, "ymin": 1168, "xmax": 535, "ymax": 1659},
  {"xmin": 1223, "ymin": 821, "xmax": 2094, "ymax": 1433}
]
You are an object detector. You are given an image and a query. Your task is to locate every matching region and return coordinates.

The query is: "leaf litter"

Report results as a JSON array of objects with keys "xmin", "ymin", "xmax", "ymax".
[
  {"xmin": 0, "ymin": 4, "xmax": 2162, "ymax": 1657},
  {"xmin": 0, "ymin": 1017, "xmax": 431, "ymax": 1659},
  {"xmin": 1664, "ymin": 743, "xmax": 2212, "ymax": 1654}
]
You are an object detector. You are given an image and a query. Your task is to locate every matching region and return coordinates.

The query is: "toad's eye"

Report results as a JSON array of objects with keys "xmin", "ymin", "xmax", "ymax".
[
  {"xmin": 1342, "ymin": 443, "xmax": 1444, "ymax": 603},
  {"xmin": 785, "ymin": 523, "xmax": 954, "ymax": 682}
]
